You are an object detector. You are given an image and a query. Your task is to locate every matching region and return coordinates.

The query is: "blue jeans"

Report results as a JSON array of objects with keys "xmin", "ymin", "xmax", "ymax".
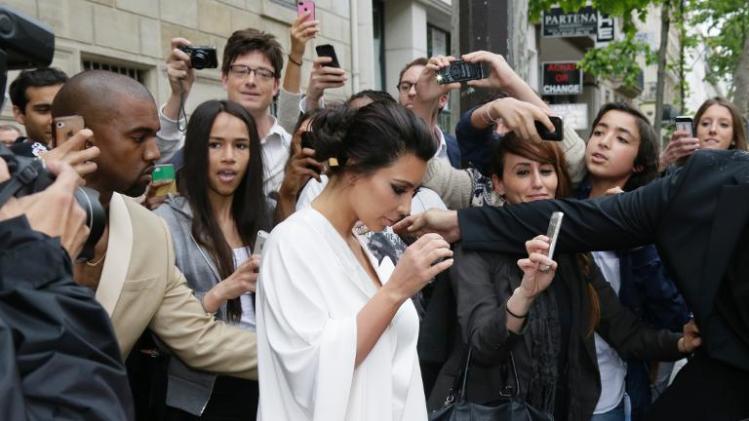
[{"xmin": 590, "ymin": 393, "xmax": 632, "ymax": 421}]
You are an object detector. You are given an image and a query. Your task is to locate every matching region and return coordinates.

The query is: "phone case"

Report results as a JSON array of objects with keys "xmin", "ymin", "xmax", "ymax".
[
  {"xmin": 535, "ymin": 116, "xmax": 564, "ymax": 141},
  {"xmin": 315, "ymin": 44, "xmax": 340, "ymax": 68},
  {"xmin": 297, "ymin": 1, "xmax": 315, "ymax": 20},
  {"xmin": 54, "ymin": 115, "xmax": 85, "ymax": 147},
  {"xmin": 436, "ymin": 60, "xmax": 486, "ymax": 84}
]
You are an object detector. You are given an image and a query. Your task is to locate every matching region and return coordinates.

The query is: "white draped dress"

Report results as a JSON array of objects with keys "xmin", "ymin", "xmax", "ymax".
[{"xmin": 256, "ymin": 207, "xmax": 427, "ymax": 421}]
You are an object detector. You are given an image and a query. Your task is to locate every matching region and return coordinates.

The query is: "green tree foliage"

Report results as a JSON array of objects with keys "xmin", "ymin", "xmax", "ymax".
[{"xmin": 687, "ymin": 0, "xmax": 749, "ymax": 95}]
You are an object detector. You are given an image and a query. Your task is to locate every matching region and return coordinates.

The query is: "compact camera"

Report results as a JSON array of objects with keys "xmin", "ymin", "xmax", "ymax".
[{"xmin": 179, "ymin": 45, "xmax": 218, "ymax": 70}]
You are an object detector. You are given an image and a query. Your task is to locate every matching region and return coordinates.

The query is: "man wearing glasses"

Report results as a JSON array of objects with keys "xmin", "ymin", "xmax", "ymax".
[
  {"xmin": 159, "ymin": 29, "xmax": 291, "ymax": 198},
  {"xmin": 397, "ymin": 58, "xmax": 461, "ymax": 169}
]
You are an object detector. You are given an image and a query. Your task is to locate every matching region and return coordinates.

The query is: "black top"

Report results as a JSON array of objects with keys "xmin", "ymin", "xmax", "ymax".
[{"xmin": 717, "ymin": 221, "xmax": 749, "ymax": 353}]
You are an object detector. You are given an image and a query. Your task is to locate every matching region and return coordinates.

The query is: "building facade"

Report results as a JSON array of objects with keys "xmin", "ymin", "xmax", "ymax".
[{"xmin": 1, "ymin": 0, "xmax": 456, "ymax": 132}]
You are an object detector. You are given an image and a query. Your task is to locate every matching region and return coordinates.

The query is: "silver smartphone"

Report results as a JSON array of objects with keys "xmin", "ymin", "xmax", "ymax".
[
  {"xmin": 674, "ymin": 116, "xmax": 694, "ymax": 136},
  {"xmin": 253, "ymin": 230, "xmax": 269, "ymax": 257},
  {"xmin": 546, "ymin": 212, "xmax": 564, "ymax": 259}
]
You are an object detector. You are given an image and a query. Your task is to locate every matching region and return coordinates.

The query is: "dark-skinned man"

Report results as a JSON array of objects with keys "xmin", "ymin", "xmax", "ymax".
[{"xmin": 50, "ymin": 71, "xmax": 258, "ymax": 393}]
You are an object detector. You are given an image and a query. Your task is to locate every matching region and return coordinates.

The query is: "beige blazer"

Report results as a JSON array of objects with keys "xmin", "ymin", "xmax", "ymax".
[{"xmin": 95, "ymin": 193, "xmax": 257, "ymax": 379}]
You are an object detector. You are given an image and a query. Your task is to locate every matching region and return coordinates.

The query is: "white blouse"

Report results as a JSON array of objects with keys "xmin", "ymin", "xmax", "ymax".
[{"xmin": 256, "ymin": 207, "xmax": 427, "ymax": 421}]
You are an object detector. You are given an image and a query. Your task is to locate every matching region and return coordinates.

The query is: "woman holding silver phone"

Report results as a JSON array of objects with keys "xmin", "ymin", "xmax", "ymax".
[
  {"xmin": 153, "ymin": 100, "xmax": 271, "ymax": 420},
  {"xmin": 428, "ymin": 133, "xmax": 699, "ymax": 421}
]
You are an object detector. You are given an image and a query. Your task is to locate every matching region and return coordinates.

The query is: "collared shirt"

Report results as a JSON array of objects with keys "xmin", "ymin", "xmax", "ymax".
[
  {"xmin": 260, "ymin": 116, "xmax": 292, "ymax": 196},
  {"xmin": 156, "ymin": 105, "xmax": 291, "ymax": 199},
  {"xmin": 432, "ymin": 127, "xmax": 449, "ymax": 162}
]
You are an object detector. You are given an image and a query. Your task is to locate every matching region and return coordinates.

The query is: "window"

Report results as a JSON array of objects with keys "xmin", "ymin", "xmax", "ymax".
[
  {"xmin": 82, "ymin": 58, "xmax": 147, "ymax": 84},
  {"xmin": 428, "ymin": 24, "xmax": 452, "ymax": 131},
  {"xmin": 372, "ymin": 0, "xmax": 386, "ymax": 90}
]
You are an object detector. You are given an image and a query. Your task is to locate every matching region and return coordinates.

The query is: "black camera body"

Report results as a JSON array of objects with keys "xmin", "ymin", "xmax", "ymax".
[
  {"xmin": 179, "ymin": 45, "xmax": 218, "ymax": 70},
  {"xmin": 0, "ymin": 146, "xmax": 105, "ymax": 261}
]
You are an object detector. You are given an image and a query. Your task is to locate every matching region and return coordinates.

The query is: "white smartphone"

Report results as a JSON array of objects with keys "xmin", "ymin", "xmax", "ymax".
[
  {"xmin": 253, "ymin": 230, "xmax": 269, "ymax": 257},
  {"xmin": 674, "ymin": 116, "xmax": 694, "ymax": 136},
  {"xmin": 545, "ymin": 212, "xmax": 564, "ymax": 259}
]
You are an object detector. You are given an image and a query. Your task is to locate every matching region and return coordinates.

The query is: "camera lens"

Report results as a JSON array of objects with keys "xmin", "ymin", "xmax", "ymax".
[{"xmin": 192, "ymin": 51, "xmax": 207, "ymax": 70}]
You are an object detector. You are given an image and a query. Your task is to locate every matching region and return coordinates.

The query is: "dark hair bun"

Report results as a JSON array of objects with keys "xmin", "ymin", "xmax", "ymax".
[
  {"xmin": 308, "ymin": 101, "xmax": 436, "ymax": 175},
  {"xmin": 307, "ymin": 105, "xmax": 357, "ymax": 166}
]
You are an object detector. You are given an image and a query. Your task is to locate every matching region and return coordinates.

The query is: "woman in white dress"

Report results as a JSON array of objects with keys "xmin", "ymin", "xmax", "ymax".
[{"xmin": 256, "ymin": 101, "xmax": 454, "ymax": 421}]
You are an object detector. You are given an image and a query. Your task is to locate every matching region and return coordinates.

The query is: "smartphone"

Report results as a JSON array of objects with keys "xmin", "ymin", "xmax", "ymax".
[
  {"xmin": 151, "ymin": 164, "xmax": 177, "ymax": 196},
  {"xmin": 436, "ymin": 60, "xmax": 486, "ymax": 85},
  {"xmin": 297, "ymin": 1, "xmax": 315, "ymax": 20},
  {"xmin": 545, "ymin": 212, "xmax": 564, "ymax": 259},
  {"xmin": 674, "ymin": 116, "xmax": 694, "ymax": 136},
  {"xmin": 300, "ymin": 131, "xmax": 314, "ymax": 150},
  {"xmin": 254, "ymin": 230, "xmax": 269, "ymax": 257},
  {"xmin": 534, "ymin": 116, "xmax": 564, "ymax": 141},
  {"xmin": 53, "ymin": 115, "xmax": 85, "ymax": 148},
  {"xmin": 315, "ymin": 44, "xmax": 340, "ymax": 68}
]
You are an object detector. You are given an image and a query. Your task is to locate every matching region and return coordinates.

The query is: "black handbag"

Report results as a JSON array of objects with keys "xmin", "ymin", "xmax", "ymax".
[{"xmin": 429, "ymin": 347, "xmax": 554, "ymax": 421}]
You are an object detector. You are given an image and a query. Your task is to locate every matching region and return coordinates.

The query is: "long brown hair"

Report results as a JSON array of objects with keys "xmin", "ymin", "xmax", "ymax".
[
  {"xmin": 694, "ymin": 97, "xmax": 748, "ymax": 151},
  {"xmin": 490, "ymin": 133, "xmax": 600, "ymax": 335}
]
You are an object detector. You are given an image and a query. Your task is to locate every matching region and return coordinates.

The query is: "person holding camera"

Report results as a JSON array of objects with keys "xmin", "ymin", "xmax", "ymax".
[
  {"xmin": 159, "ymin": 29, "xmax": 291, "ymax": 199},
  {"xmin": 0, "ymin": 153, "xmax": 133, "ymax": 420},
  {"xmin": 49, "ymin": 70, "xmax": 262, "ymax": 392}
]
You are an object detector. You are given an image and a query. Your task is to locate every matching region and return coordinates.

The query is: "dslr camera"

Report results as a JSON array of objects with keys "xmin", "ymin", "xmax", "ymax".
[
  {"xmin": 179, "ymin": 45, "xmax": 218, "ymax": 70},
  {"xmin": 0, "ymin": 146, "xmax": 106, "ymax": 261}
]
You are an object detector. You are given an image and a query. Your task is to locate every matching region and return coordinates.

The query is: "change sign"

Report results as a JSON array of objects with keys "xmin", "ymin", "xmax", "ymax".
[{"xmin": 542, "ymin": 62, "xmax": 582, "ymax": 96}]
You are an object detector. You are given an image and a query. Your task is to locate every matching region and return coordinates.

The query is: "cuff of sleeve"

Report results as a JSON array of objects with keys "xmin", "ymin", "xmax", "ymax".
[
  {"xmin": 299, "ymin": 95, "xmax": 325, "ymax": 114},
  {"xmin": 158, "ymin": 104, "xmax": 187, "ymax": 139}
]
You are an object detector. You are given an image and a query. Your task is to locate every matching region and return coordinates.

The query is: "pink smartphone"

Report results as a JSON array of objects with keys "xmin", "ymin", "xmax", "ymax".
[{"xmin": 297, "ymin": 1, "xmax": 315, "ymax": 20}]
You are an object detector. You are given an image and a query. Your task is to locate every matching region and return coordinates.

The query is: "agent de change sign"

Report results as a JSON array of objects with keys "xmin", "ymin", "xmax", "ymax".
[
  {"xmin": 542, "ymin": 62, "xmax": 582, "ymax": 96},
  {"xmin": 543, "ymin": 6, "xmax": 614, "ymax": 42}
]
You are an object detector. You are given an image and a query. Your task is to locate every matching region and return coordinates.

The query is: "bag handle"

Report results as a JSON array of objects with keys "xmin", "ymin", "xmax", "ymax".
[{"xmin": 446, "ymin": 342, "xmax": 522, "ymax": 405}]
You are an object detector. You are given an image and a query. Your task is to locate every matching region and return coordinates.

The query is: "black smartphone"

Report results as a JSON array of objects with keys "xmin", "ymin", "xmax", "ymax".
[
  {"xmin": 300, "ymin": 131, "xmax": 314, "ymax": 150},
  {"xmin": 436, "ymin": 59, "xmax": 486, "ymax": 85},
  {"xmin": 315, "ymin": 44, "xmax": 340, "ymax": 68},
  {"xmin": 534, "ymin": 116, "xmax": 564, "ymax": 141}
]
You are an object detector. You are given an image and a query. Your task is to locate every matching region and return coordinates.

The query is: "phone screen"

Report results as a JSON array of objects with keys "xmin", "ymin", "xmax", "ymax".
[
  {"xmin": 674, "ymin": 117, "xmax": 694, "ymax": 136},
  {"xmin": 545, "ymin": 212, "xmax": 564, "ymax": 259}
]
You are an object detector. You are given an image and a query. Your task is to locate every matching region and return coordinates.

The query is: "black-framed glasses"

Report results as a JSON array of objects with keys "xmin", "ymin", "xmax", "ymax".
[
  {"xmin": 228, "ymin": 64, "xmax": 276, "ymax": 81},
  {"xmin": 397, "ymin": 81, "xmax": 416, "ymax": 93}
]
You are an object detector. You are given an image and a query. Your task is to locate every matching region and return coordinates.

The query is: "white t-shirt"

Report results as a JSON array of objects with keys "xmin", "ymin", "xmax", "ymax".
[
  {"xmin": 592, "ymin": 250, "xmax": 627, "ymax": 414},
  {"xmin": 233, "ymin": 246, "xmax": 256, "ymax": 331}
]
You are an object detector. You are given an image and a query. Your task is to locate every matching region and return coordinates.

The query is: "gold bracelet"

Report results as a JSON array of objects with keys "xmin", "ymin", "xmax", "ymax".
[{"xmin": 287, "ymin": 54, "xmax": 303, "ymax": 66}]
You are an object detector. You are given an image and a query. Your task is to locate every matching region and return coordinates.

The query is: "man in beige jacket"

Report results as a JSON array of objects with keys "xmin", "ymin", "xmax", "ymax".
[{"xmin": 50, "ymin": 70, "xmax": 257, "ymax": 380}]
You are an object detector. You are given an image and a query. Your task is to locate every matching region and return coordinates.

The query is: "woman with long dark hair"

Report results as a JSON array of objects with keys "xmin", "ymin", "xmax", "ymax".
[{"xmin": 155, "ymin": 99, "xmax": 270, "ymax": 420}]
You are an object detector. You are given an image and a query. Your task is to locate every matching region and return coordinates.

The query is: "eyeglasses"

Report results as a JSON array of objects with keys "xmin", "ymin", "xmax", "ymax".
[
  {"xmin": 397, "ymin": 81, "xmax": 417, "ymax": 93},
  {"xmin": 228, "ymin": 65, "xmax": 276, "ymax": 82}
]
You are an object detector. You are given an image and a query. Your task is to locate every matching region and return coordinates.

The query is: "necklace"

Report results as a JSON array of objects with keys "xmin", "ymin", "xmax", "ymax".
[{"xmin": 85, "ymin": 253, "xmax": 106, "ymax": 267}]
